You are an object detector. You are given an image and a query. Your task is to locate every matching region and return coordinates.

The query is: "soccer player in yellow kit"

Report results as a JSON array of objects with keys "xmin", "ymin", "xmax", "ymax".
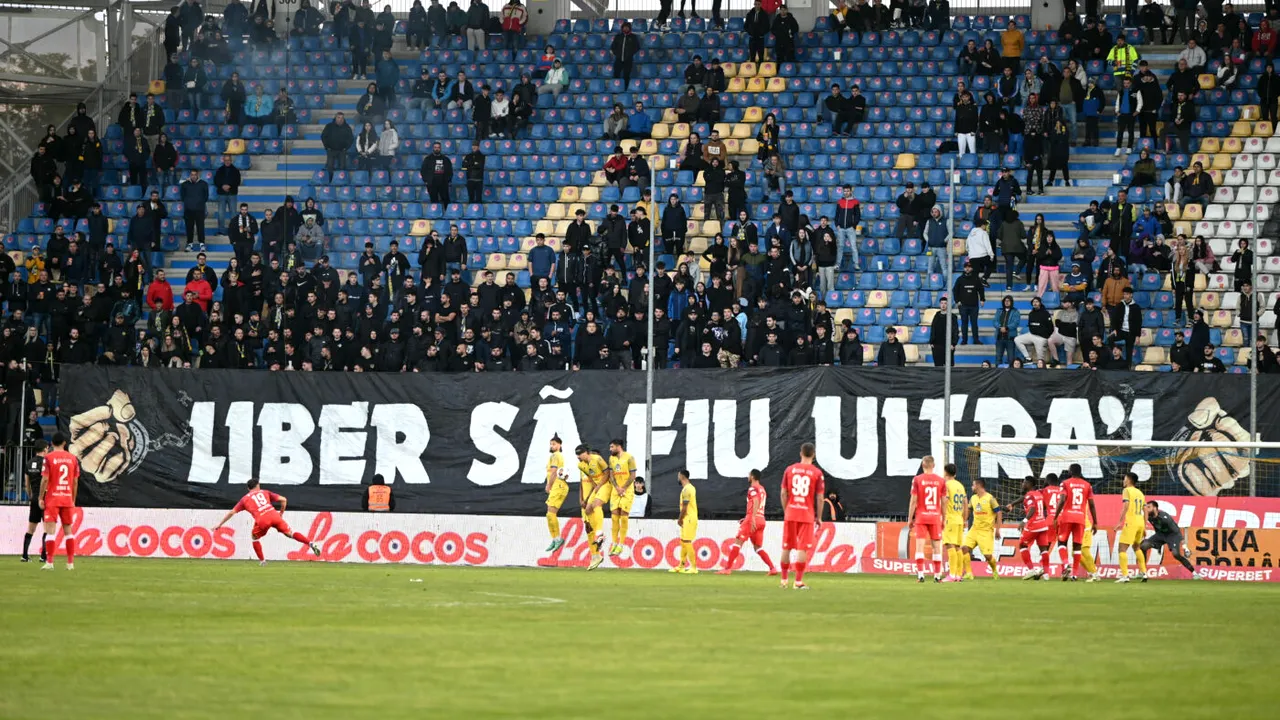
[
  {"xmin": 674, "ymin": 469, "xmax": 698, "ymax": 574},
  {"xmin": 941, "ymin": 463, "xmax": 968, "ymax": 582},
  {"xmin": 1113, "ymin": 471, "xmax": 1149, "ymax": 583},
  {"xmin": 544, "ymin": 435, "xmax": 569, "ymax": 552},
  {"xmin": 607, "ymin": 438, "xmax": 638, "ymax": 557},
  {"xmin": 576, "ymin": 444, "xmax": 610, "ymax": 570},
  {"xmin": 961, "ymin": 478, "xmax": 1002, "ymax": 579}
]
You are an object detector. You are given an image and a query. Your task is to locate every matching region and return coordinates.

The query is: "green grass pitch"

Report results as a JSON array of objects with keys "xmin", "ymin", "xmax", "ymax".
[{"xmin": 2, "ymin": 559, "xmax": 1279, "ymax": 719}]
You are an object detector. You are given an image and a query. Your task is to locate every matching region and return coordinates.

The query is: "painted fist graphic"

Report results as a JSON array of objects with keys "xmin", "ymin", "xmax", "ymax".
[
  {"xmin": 1170, "ymin": 397, "xmax": 1251, "ymax": 496},
  {"xmin": 68, "ymin": 390, "xmax": 147, "ymax": 484}
]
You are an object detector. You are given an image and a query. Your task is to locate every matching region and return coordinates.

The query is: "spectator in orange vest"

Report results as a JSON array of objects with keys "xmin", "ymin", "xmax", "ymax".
[{"xmin": 363, "ymin": 474, "xmax": 395, "ymax": 511}]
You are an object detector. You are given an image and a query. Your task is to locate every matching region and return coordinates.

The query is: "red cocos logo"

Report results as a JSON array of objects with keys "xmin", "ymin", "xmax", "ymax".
[
  {"xmin": 286, "ymin": 512, "xmax": 489, "ymax": 565},
  {"xmin": 44, "ymin": 510, "xmax": 237, "ymax": 559}
]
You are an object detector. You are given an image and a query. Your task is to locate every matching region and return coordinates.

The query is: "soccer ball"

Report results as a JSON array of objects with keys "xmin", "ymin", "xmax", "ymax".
[{"xmin": 558, "ymin": 469, "xmax": 569, "ymax": 481}]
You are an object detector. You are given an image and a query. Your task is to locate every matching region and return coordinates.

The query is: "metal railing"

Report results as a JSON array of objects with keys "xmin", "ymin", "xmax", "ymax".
[
  {"xmin": 0, "ymin": 444, "xmax": 35, "ymax": 505},
  {"xmin": 0, "ymin": 20, "xmax": 165, "ymax": 237}
]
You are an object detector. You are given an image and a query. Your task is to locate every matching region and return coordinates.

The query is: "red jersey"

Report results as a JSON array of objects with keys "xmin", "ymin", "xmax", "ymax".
[
  {"xmin": 745, "ymin": 484, "xmax": 767, "ymax": 519},
  {"xmin": 1022, "ymin": 489, "xmax": 1049, "ymax": 533},
  {"xmin": 42, "ymin": 449, "xmax": 80, "ymax": 506},
  {"xmin": 1042, "ymin": 484, "xmax": 1063, "ymax": 520},
  {"xmin": 233, "ymin": 489, "xmax": 282, "ymax": 520},
  {"xmin": 782, "ymin": 463, "xmax": 824, "ymax": 522},
  {"xmin": 1058, "ymin": 477, "xmax": 1094, "ymax": 524},
  {"xmin": 910, "ymin": 473, "xmax": 947, "ymax": 524}
]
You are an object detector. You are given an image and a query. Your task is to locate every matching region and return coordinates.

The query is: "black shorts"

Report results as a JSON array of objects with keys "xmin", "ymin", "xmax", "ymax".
[
  {"xmin": 1142, "ymin": 532, "xmax": 1184, "ymax": 554},
  {"xmin": 28, "ymin": 501, "xmax": 42, "ymax": 524}
]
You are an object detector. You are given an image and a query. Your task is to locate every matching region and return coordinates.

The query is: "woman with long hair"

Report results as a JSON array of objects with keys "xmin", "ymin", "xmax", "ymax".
[{"xmin": 355, "ymin": 120, "xmax": 379, "ymax": 170}]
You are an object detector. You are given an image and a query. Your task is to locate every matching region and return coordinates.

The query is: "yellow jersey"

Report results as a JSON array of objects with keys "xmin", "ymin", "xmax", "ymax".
[
  {"xmin": 969, "ymin": 492, "xmax": 999, "ymax": 533},
  {"xmin": 579, "ymin": 454, "xmax": 609, "ymax": 489},
  {"xmin": 610, "ymin": 451, "xmax": 637, "ymax": 487},
  {"xmin": 944, "ymin": 479, "xmax": 967, "ymax": 525},
  {"xmin": 1122, "ymin": 486, "xmax": 1146, "ymax": 528},
  {"xmin": 680, "ymin": 482, "xmax": 698, "ymax": 522},
  {"xmin": 547, "ymin": 450, "xmax": 565, "ymax": 481}
]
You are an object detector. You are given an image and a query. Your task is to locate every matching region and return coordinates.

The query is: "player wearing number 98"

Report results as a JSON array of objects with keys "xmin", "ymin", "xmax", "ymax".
[
  {"xmin": 38, "ymin": 433, "xmax": 80, "ymax": 570},
  {"xmin": 780, "ymin": 443, "xmax": 824, "ymax": 590},
  {"xmin": 907, "ymin": 455, "xmax": 947, "ymax": 583},
  {"xmin": 214, "ymin": 479, "xmax": 322, "ymax": 565},
  {"xmin": 941, "ymin": 464, "xmax": 968, "ymax": 582}
]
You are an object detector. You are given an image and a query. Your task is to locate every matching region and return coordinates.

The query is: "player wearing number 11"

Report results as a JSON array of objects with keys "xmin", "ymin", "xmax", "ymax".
[{"xmin": 215, "ymin": 479, "xmax": 321, "ymax": 565}]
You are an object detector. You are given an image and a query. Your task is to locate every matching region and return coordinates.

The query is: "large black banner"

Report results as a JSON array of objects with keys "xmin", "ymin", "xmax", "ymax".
[{"xmin": 58, "ymin": 366, "xmax": 1280, "ymax": 517}]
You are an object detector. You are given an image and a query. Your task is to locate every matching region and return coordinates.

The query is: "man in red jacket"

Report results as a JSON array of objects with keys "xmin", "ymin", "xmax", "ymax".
[
  {"xmin": 183, "ymin": 274, "xmax": 213, "ymax": 312},
  {"xmin": 146, "ymin": 269, "xmax": 174, "ymax": 312}
]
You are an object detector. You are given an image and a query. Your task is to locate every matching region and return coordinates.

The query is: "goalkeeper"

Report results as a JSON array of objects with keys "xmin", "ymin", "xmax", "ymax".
[
  {"xmin": 544, "ymin": 434, "xmax": 570, "ymax": 551},
  {"xmin": 1142, "ymin": 501, "xmax": 1199, "ymax": 577}
]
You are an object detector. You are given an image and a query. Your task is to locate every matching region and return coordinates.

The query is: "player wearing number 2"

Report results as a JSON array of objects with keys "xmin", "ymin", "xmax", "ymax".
[
  {"xmin": 38, "ymin": 433, "xmax": 80, "ymax": 570},
  {"xmin": 780, "ymin": 443, "xmax": 824, "ymax": 590},
  {"xmin": 907, "ymin": 455, "xmax": 947, "ymax": 583},
  {"xmin": 214, "ymin": 479, "xmax": 321, "ymax": 565},
  {"xmin": 1052, "ymin": 465, "xmax": 1098, "ymax": 581}
]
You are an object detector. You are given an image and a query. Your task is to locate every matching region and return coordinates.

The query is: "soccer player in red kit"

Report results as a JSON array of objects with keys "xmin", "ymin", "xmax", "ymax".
[
  {"xmin": 1017, "ymin": 476, "xmax": 1052, "ymax": 580},
  {"xmin": 214, "ymin": 479, "xmax": 321, "ymax": 565},
  {"xmin": 717, "ymin": 469, "xmax": 778, "ymax": 575},
  {"xmin": 1040, "ymin": 473, "xmax": 1065, "ymax": 576},
  {"xmin": 38, "ymin": 433, "xmax": 80, "ymax": 570},
  {"xmin": 906, "ymin": 455, "xmax": 947, "ymax": 582},
  {"xmin": 1053, "ymin": 463, "xmax": 1098, "ymax": 581},
  {"xmin": 780, "ymin": 443, "xmax": 824, "ymax": 590}
]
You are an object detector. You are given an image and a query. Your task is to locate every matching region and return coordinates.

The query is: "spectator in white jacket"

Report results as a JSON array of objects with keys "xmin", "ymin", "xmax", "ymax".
[
  {"xmin": 538, "ymin": 58, "xmax": 567, "ymax": 95},
  {"xmin": 966, "ymin": 218, "xmax": 994, "ymax": 286},
  {"xmin": 1178, "ymin": 39, "xmax": 1207, "ymax": 75},
  {"xmin": 355, "ymin": 121, "xmax": 379, "ymax": 170},
  {"xmin": 490, "ymin": 89, "xmax": 510, "ymax": 138},
  {"xmin": 377, "ymin": 119, "xmax": 400, "ymax": 170}
]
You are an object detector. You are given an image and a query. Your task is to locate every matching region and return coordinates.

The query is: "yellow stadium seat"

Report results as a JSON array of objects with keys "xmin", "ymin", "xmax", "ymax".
[
  {"xmin": 1194, "ymin": 274, "xmax": 1208, "ymax": 291},
  {"xmin": 731, "ymin": 123, "xmax": 752, "ymax": 139},
  {"xmin": 409, "ymin": 219, "xmax": 431, "ymax": 236},
  {"xmin": 1198, "ymin": 137, "xmax": 1221, "ymax": 154},
  {"xmin": 686, "ymin": 220, "xmax": 701, "ymax": 236},
  {"xmin": 757, "ymin": 61, "xmax": 777, "ymax": 78},
  {"xmin": 661, "ymin": 108, "xmax": 678, "ymax": 123},
  {"xmin": 723, "ymin": 138, "xmax": 742, "ymax": 154},
  {"xmin": 740, "ymin": 139, "xmax": 760, "ymax": 156},
  {"xmin": 866, "ymin": 290, "xmax": 889, "ymax": 308},
  {"xmin": 650, "ymin": 123, "xmax": 670, "ymax": 139},
  {"xmin": 1241, "ymin": 105, "xmax": 1261, "ymax": 120},
  {"xmin": 1199, "ymin": 291, "xmax": 1221, "ymax": 310},
  {"xmin": 507, "ymin": 253, "xmax": 528, "ymax": 270},
  {"xmin": 580, "ymin": 187, "xmax": 600, "ymax": 202},
  {"xmin": 1191, "ymin": 153, "xmax": 1212, "ymax": 166},
  {"xmin": 8, "ymin": 250, "xmax": 24, "ymax": 268},
  {"xmin": 1222, "ymin": 328, "xmax": 1244, "ymax": 347},
  {"xmin": 1209, "ymin": 310, "xmax": 1235, "ymax": 328},
  {"xmin": 743, "ymin": 106, "xmax": 764, "ymax": 123},
  {"xmin": 727, "ymin": 77, "xmax": 746, "ymax": 92},
  {"xmin": 1212, "ymin": 153, "xmax": 1234, "ymax": 170},
  {"xmin": 1134, "ymin": 364, "xmax": 1155, "ymax": 372},
  {"xmin": 721, "ymin": 62, "xmax": 738, "ymax": 78},
  {"xmin": 1256, "ymin": 121, "xmax": 1275, "ymax": 137},
  {"xmin": 1207, "ymin": 169, "xmax": 1224, "ymax": 185},
  {"xmin": 639, "ymin": 138, "xmax": 659, "ymax": 155},
  {"xmin": 590, "ymin": 171, "xmax": 608, "ymax": 187},
  {"xmin": 1237, "ymin": 348, "xmax": 1253, "ymax": 366},
  {"xmin": 486, "ymin": 254, "xmax": 507, "ymax": 271},
  {"xmin": 554, "ymin": 220, "xmax": 572, "ymax": 235},
  {"xmin": 765, "ymin": 77, "xmax": 786, "ymax": 92},
  {"xmin": 149, "ymin": 80, "xmax": 166, "ymax": 95},
  {"xmin": 1173, "ymin": 220, "xmax": 1193, "ymax": 236},
  {"xmin": 903, "ymin": 344, "xmax": 921, "ymax": 364},
  {"xmin": 834, "ymin": 308, "xmax": 856, "ymax": 329},
  {"xmin": 738, "ymin": 62, "xmax": 757, "ymax": 78},
  {"xmin": 747, "ymin": 77, "xmax": 767, "ymax": 92},
  {"xmin": 1181, "ymin": 204, "xmax": 1203, "ymax": 221},
  {"xmin": 1164, "ymin": 203, "xmax": 1181, "ymax": 220},
  {"xmin": 1197, "ymin": 73, "xmax": 1215, "ymax": 90},
  {"xmin": 921, "ymin": 308, "xmax": 938, "ymax": 325},
  {"xmin": 862, "ymin": 344, "xmax": 876, "ymax": 363},
  {"xmin": 703, "ymin": 220, "xmax": 721, "ymax": 236},
  {"xmin": 520, "ymin": 236, "xmax": 560, "ymax": 252},
  {"xmin": 1222, "ymin": 137, "xmax": 1244, "ymax": 153},
  {"xmin": 894, "ymin": 153, "xmax": 916, "ymax": 170},
  {"xmin": 669, "ymin": 123, "xmax": 689, "ymax": 139},
  {"xmin": 558, "ymin": 187, "xmax": 579, "ymax": 203},
  {"xmin": 693, "ymin": 170, "xmax": 705, "ymax": 186},
  {"xmin": 1143, "ymin": 347, "xmax": 1168, "ymax": 365},
  {"xmin": 1231, "ymin": 121, "xmax": 1253, "ymax": 137},
  {"xmin": 713, "ymin": 122, "xmax": 732, "ymax": 136},
  {"xmin": 1139, "ymin": 328, "xmax": 1154, "ymax": 346},
  {"xmin": 1161, "ymin": 273, "xmax": 1172, "ymax": 291},
  {"xmin": 224, "ymin": 139, "xmax": 245, "ymax": 155},
  {"xmin": 543, "ymin": 205, "xmax": 565, "ymax": 220},
  {"xmin": 951, "ymin": 236, "xmax": 966, "ymax": 257}
]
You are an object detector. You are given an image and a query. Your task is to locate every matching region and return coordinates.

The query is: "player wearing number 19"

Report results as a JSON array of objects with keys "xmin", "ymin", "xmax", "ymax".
[
  {"xmin": 38, "ymin": 433, "xmax": 80, "ymax": 570},
  {"xmin": 941, "ymin": 464, "xmax": 968, "ymax": 582},
  {"xmin": 544, "ymin": 434, "xmax": 569, "ymax": 552},
  {"xmin": 214, "ymin": 479, "xmax": 321, "ymax": 565},
  {"xmin": 780, "ymin": 443, "xmax": 824, "ymax": 590}
]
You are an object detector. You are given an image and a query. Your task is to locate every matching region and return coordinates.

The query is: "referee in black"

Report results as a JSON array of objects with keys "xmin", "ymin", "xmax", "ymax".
[
  {"xmin": 1142, "ymin": 501, "xmax": 1200, "ymax": 578},
  {"xmin": 20, "ymin": 439, "xmax": 48, "ymax": 562}
]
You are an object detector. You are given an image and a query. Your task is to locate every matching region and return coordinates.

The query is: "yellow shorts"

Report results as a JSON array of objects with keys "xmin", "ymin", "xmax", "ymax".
[
  {"xmin": 591, "ymin": 482, "xmax": 614, "ymax": 507},
  {"xmin": 942, "ymin": 520, "xmax": 964, "ymax": 546},
  {"xmin": 546, "ymin": 481, "xmax": 569, "ymax": 510},
  {"xmin": 611, "ymin": 488, "xmax": 635, "ymax": 514},
  {"xmin": 1118, "ymin": 524, "xmax": 1144, "ymax": 546},
  {"xmin": 680, "ymin": 520, "xmax": 698, "ymax": 542},
  {"xmin": 962, "ymin": 528, "xmax": 995, "ymax": 557}
]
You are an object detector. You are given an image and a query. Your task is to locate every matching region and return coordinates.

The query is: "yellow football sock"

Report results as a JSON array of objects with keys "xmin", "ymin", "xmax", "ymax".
[
  {"xmin": 962, "ymin": 553, "xmax": 972, "ymax": 576},
  {"xmin": 611, "ymin": 515, "xmax": 620, "ymax": 544},
  {"xmin": 547, "ymin": 513, "xmax": 560, "ymax": 539},
  {"xmin": 1081, "ymin": 547, "xmax": 1097, "ymax": 574},
  {"xmin": 617, "ymin": 516, "xmax": 629, "ymax": 543},
  {"xmin": 987, "ymin": 556, "xmax": 999, "ymax": 576},
  {"xmin": 949, "ymin": 548, "xmax": 960, "ymax": 576},
  {"xmin": 1119, "ymin": 549, "xmax": 1129, "ymax": 576},
  {"xmin": 1136, "ymin": 547, "xmax": 1148, "ymax": 574},
  {"xmin": 681, "ymin": 540, "xmax": 693, "ymax": 567},
  {"xmin": 590, "ymin": 508, "xmax": 605, "ymax": 543}
]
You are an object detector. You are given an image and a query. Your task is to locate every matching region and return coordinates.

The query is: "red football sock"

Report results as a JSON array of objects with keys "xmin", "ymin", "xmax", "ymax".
[
  {"xmin": 291, "ymin": 532, "xmax": 310, "ymax": 544},
  {"xmin": 724, "ymin": 544, "xmax": 742, "ymax": 568},
  {"xmin": 1019, "ymin": 547, "xmax": 1033, "ymax": 567},
  {"xmin": 252, "ymin": 541, "xmax": 265, "ymax": 562},
  {"xmin": 781, "ymin": 562, "xmax": 791, "ymax": 581},
  {"xmin": 1057, "ymin": 545, "xmax": 1069, "ymax": 566},
  {"xmin": 64, "ymin": 538, "xmax": 75, "ymax": 564},
  {"xmin": 1040, "ymin": 550, "xmax": 1051, "ymax": 572},
  {"xmin": 795, "ymin": 561, "xmax": 807, "ymax": 582},
  {"xmin": 44, "ymin": 538, "xmax": 55, "ymax": 561},
  {"xmin": 757, "ymin": 549, "xmax": 776, "ymax": 572},
  {"xmin": 932, "ymin": 557, "xmax": 943, "ymax": 576},
  {"xmin": 915, "ymin": 556, "xmax": 925, "ymax": 573}
]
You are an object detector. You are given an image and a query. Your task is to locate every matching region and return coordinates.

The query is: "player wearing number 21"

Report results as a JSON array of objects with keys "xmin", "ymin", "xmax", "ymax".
[
  {"xmin": 780, "ymin": 443, "xmax": 824, "ymax": 590},
  {"xmin": 1052, "ymin": 465, "xmax": 1098, "ymax": 582},
  {"xmin": 215, "ymin": 479, "xmax": 322, "ymax": 565},
  {"xmin": 38, "ymin": 433, "xmax": 80, "ymax": 570},
  {"xmin": 907, "ymin": 455, "xmax": 947, "ymax": 583},
  {"xmin": 673, "ymin": 469, "xmax": 698, "ymax": 573}
]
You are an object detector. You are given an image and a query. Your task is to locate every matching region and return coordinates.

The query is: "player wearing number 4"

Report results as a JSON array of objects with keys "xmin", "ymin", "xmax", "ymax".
[
  {"xmin": 544, "ymin": 435, "xmax": 569, "ymax": 552},
  {"xmin": 672, "ymin": 469, "xmax": 699, "ymax": 573},
  {"xmin": 941, "ymin": 465, "xmax": 968, "ymax": 582},
  {"xmin": 780, "ymin": 443, "xmax": 824, "ymax": 589},
  {"xmin": 1114, "ymin": 472, "xmax": 1150, "ymax": 583},
  {"xmin": 214, "ymin": 479, "xmax": 321, "ymax": 565}
]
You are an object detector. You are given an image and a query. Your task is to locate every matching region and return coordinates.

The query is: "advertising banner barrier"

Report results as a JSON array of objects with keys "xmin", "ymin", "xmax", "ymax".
[
  {"xmin": 1, "ymin": 506, "xmax": 877, "ymax": 572},
  {"xmin": 56, "ymin": 365, "xmax": 1280, "ymax": 517},
  {"xmin": 868, "ymin": 496, "xmax": 1280, "ymax": 582}
]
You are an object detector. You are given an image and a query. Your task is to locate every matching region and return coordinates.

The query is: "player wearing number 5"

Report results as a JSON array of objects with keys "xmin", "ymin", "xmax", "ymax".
[
  {"xmin": 907, "ymin": 455, "xmax": 947, "ymax": 583},
  {"xmin": 38, "ymin": 433, "xmax": 81, "ymax": 570},
  {"xmin": 941, "ymin": 464, "xmax": 968, "ymax": 582},
  {"xmin": 673, "ymin": 469, "xmax": 698, "ymax": 574},
  {"xmin": 1052, "ymin": 465, "xmax": 1098, "ymax": 581},
  {"xmin": 214, "ymin": 479, "xmax": 321, "ymax": 565},
  {"xmin": 780, "ymin": 443, "xmax": 824, "ymax": 590}
]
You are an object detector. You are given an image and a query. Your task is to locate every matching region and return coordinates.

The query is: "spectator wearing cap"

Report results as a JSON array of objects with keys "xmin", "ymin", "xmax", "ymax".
[
  {"xmin": 952, "ymin": 260, "xmax": 984, "ymax": 345},
  {"xmin": 409, "ymin": 67, "xmax": 435, "ymax": 110},
  {"xmin": 929, "ymin": 295, "xmax": 959, "ymax": 366},
  {"xmin": 296, "ymin": 215, "xmax": 325, "ymax": 262}
]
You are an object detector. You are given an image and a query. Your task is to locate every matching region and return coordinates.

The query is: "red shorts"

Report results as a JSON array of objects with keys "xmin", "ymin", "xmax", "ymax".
[
  {"xmin": 782, "ymin": 520, "xmax": 815, "ymax": 551},
  {"xmin": 251, "ymin": 512, "xmax": 293, "ymax": 541},
  {"xmin": 1054, "ymin": 523, "xmax": 1071, "ymax": 544},
  {"xmin": 1058, "ymin": 521, "xmax": 1085, "ymax": 546},
  {"xmin": 736, "ymin": 517, "xmax": 766, "ymax": 547},
  {"xmin": 913, "ymin": 519, "xmax": 941, "ymax": 542},
  {"xmin": 42, "ymin": 504, "xmax": 74, "ymax": 525},
  {"xmin": 1019, "ymin": 528, "xmax": 1049, "ymax": 548}
]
